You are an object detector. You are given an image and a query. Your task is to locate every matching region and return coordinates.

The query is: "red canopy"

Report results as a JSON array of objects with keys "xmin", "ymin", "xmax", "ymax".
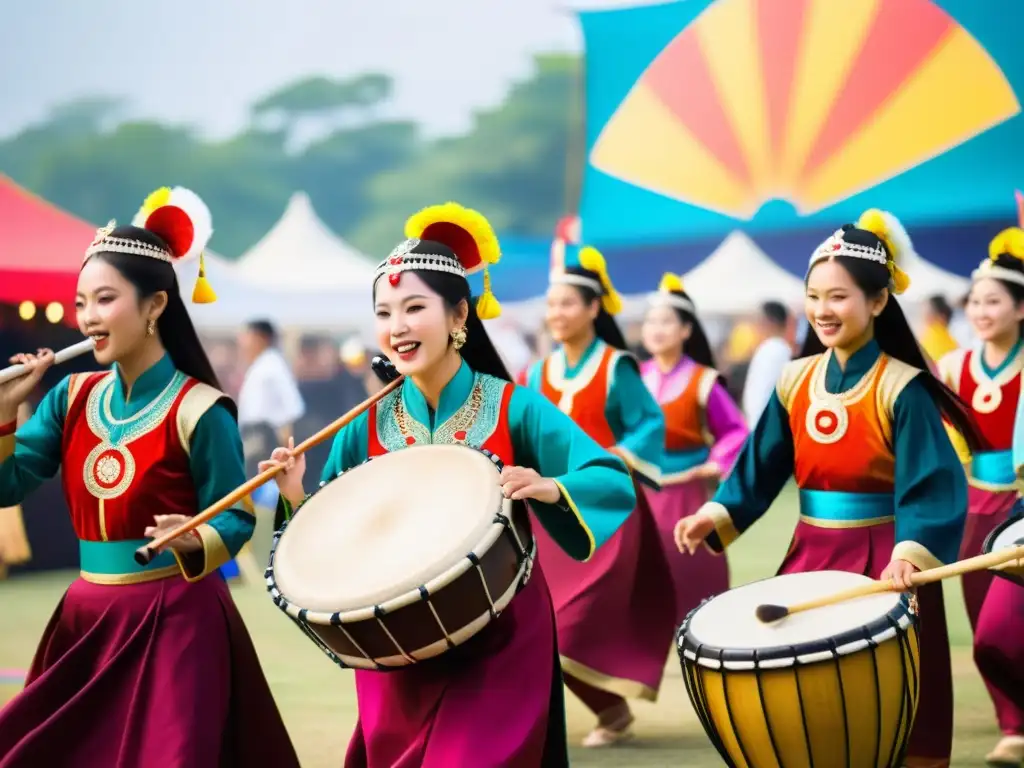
[{"xmin": 0, "ymin": 175, "xmax": 98, "ymax": 325}]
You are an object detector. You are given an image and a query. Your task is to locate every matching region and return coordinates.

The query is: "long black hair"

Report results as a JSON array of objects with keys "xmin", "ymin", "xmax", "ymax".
[
  {"xmin": 801, "ymin": 224, "xmax": 985, "ymax": 451},
  {"xmin": 971, "ymin": 251, "xmax": 1024, "ymax": 338},
  {"xmin": 86, "ymin": 225, "xmax": 227, "ymax": 399},
  {"xmin": 372, "ymin": 239, "xmax": 512, "ymax": 382},
  {"xmin": 561, "ymin": 266, "xmax": 629, "ymax": 351},
  {"xmin": 654, "ymin": 288, "xmax": 717, "ymax": 370}
]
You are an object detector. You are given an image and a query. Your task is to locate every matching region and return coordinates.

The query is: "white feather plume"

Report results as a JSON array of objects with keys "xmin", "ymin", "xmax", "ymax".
[
  {"xmin": 877, "ymin": 210, "xmax": 914, "ymax": 264},
  {"xmin": 167, "ymin": 187, "xmax": 214, "ymax": 261}
]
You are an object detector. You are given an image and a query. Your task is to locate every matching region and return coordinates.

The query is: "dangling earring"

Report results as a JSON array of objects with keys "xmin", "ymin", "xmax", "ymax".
[
  {"xmin": 451, "ymin": 326, "xmax": 467, "ymax": 351},
  {"xmin": 146, "ymin": 319, "xmax": 156, "ymax": 337}
]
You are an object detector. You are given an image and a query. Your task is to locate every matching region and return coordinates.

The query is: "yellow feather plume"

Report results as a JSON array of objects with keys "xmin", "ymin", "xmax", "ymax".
[
  {"xmin": 659, "ymin": 272, "xmax": 684, "ymax": 294},
  {"xmin": 857, "ymin": 208, "xmax": 895, "ymax": 257},
  {"xmin": 132, "ymin": 187, "xmax": 172, "ymax": 227},
  {"xmin": 404, "ymin": 202, "xmax": 501, "ymax": 268},
  {"xmin": 989, "ymin": 227, "xmax": 1024, "ymax": 261},
  {"xmin": 578, "ymin": 245, "xmax": 622, "ymax": 315}
]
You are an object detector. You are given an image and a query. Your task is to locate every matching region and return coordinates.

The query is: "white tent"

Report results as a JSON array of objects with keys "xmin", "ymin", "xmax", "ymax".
[
  {"xmin": 679, "ymin": 231, "xmax": 804, "ymax": 315},
  {"xmin": 234, "ymin": 191, "xmax": 374, "ymax": 293},
  {"xmin": 895, "ymin": 250, "xmax": 970, "ymax": 306}
]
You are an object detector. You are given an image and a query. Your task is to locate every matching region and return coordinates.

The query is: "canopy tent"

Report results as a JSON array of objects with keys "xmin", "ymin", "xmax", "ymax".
[
  {"xmin": 896, "ymin": 249, "xmax": 971, "ymax": 305},
  {"xmin": 0, "ymin": 175, "xmax": 98, "ymax": 325},
  {"xmin": 183, "ymin": 250, "xmax": 374, "ymax": 334},
  {"xmin": 678, "ymin": 231, "xmax": 803, "ymax": 315},
  {"xmin": 234, "ymin": 191, "xmax": 374, "ymax": 293}
]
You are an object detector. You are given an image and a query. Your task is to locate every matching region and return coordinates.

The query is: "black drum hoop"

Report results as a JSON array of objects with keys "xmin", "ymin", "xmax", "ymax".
[
  {"xmin": 265, "ymin": 446, "xmax": 535, "ymax": 671},
  {"xmin": 981, "ymin": 512, "xmax": 1024, "ymax": 587}
]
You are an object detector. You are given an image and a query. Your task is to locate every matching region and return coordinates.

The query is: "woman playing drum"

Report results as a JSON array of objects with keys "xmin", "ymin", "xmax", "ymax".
[
  {"xmin": 675, "ymin": 210, "xmax": 984, "ymax": 768},
  {"xmin": 0, "ymin": 188, "xmax": 299, "ymax": 767},
  {"xmin": 524, "ymin": 247, "xmax": 674, "ymax": 747},
  {"xmin": 946, "ymin": 227, "xmax": 1024, "ymax": 766},
  {"xmin": 263, "ymin": 203, "xmax": 637, "ymax": 768},
  {"xmin": 639, "ymin": 273, "xmax": 747, "ymax": 625}
]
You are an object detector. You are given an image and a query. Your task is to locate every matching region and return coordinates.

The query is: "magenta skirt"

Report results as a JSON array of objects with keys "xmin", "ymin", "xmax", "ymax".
[
  {"xmin": 0, "ymin": 575, "xmax": 299, "ymax": 768},
  {"xmin": 343, "ymin": 564, "xmax": 568, "ymax": 768},
  {"xmin": 533, "ymin": 481, "xmax": 675, "ymax": 700},
  {"xmin": 643, "ymin": 479, "xmax": 729, "ymax": 626},
  {"xmin": 779, "ymin": 520, "xmax": 952, "ymax": 764}
]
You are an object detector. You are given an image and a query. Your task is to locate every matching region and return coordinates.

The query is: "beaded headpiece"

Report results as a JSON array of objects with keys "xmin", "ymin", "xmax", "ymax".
[
  {"xmin": 375, "ymin": 202, "xmax": 502, "ymax": 320},
  {"xmin": 973, "ymin": 227, "xmax": 1024, "ymax": 287},
  {"xmin": 648, "ymin": 272, "xmax": 695, "ymax": 315},
  {"xmin": 83, "ymin": 186, "xmax": 217, "ymax": 304},
  {"xmin": 808, "ymin": 208, "xmax": 911, "ymax": 296}
]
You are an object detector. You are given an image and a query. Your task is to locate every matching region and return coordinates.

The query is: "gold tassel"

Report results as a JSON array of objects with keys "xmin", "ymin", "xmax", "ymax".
[
  {"xmin": 476, "ymin": 267, "xmax": 502, "ymax": 320},
  {"xmin": 191, "ymin": 252, "xmax": 217, "ymax": 304}
]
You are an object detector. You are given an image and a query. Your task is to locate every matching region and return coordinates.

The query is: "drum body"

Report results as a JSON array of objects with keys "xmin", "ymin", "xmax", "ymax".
[
  {"xmin": 983, "ymin": 513, "xmax": 1024, "ymax": 585},
  {"xmin": 677, "ymin": 571, "xmax": 920, "ymax": 768},
  {"xmin": 266, "ymin": 444, "xmax": 535, "ymax": 670}
]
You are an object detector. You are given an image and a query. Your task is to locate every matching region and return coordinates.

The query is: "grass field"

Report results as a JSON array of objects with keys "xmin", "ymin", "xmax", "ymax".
[{"xmin": 0, "ymin": 486, "xmax": 1004, "ymax": 766}]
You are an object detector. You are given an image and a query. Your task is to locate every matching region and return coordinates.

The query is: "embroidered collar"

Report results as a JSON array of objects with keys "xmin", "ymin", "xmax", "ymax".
[
  {"xmin": 110, "ymin": 355, "xmax": 179, "ymax": 417},
  {"xmin": 402, "ymin": 359, "xmax": 476, "ymax": 429},
  {"xmin": 824, "ymin": 339, "xmax": 880, "ymax": 395}
]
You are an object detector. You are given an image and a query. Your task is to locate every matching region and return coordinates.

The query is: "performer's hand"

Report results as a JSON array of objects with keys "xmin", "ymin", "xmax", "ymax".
[
  {"xmin": 258, "ymin": 436, "xmax": 306, "ymax": 506},
  {"xmin": 880, "ymin": 559, "xmax": 918, "ymax": 591},
  {"xmin": 0, "ymin": 349, "xmax": 55, "ymax": 419},
  {"xmin": 499, "ymin": 465, "xmax": 561, "ymax": 504},
  {"xmin": 144, "ymin": 514, "xmax": 202, "ymax": 554},
  {"xmin": 674, "ymin": 513, "xmax": 715, "ymax": 555}
]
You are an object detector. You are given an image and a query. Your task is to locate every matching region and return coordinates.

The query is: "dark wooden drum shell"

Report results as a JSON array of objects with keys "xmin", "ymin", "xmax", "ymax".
[{"xmin": 266, "ymin": 445, "xmax": 535, "ymax": 670}]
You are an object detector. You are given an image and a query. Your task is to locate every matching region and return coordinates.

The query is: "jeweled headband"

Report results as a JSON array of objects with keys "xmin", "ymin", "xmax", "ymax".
[
  {"xmin": 374, "ymin": 238, "xmax": 466, "ymax": 286},
  {"xmin": 809, "ymin": 228, "xmax": 888, "ymax": 269},
  {"xmin": 973, "ymin": 227, "xmax": 1024, "ymax": 288}
]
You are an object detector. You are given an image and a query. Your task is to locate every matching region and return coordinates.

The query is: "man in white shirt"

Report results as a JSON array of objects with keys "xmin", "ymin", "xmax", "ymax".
[
  {"xmin": 742, "ymin": 302, "xmax": 793, "ymax": 426},
  {"xmin": 236, "ymin": 320, "xmax": 306, "ymax": 476}
]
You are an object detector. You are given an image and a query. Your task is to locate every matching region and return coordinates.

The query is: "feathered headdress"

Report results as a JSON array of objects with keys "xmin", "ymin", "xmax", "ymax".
[
  {"xmin": 808, "ymin": 208, "xmax": 911, "ymax": 295},
  {"xmin": 375, "ymin": 202, "xmax": 502, "ymax": 320},
  {"xmin": 973, "ymin": 227, "xmax": 1024, "ymax": 287},
  {"xmin": 648, "ymin": 272, "xmax": 695, "ymax": 314},
  {"xmin": 84, "ymin": 186, "xmax": 217, "ymax": 304},
  {"xmin": 550, "ymin": 244, "xmax": 623, "ymax": 316}
]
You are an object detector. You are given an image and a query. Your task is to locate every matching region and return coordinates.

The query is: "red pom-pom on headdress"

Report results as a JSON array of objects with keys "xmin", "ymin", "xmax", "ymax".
[{"xmin": 143, "ymin": 206, "xmax": 195, "ymax": 259}]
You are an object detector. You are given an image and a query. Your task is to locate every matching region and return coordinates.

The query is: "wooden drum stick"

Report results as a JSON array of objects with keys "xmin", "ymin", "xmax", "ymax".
[
  {"xmin": 756, "ymin": 542, "xmax": 1024, "ymax": 623},
  {"xmin": 134, "ymin": 373, "xmax": 405, "ymax": 566}
]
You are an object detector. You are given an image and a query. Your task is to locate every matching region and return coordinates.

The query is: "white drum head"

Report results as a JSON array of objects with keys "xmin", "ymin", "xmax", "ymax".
[
  {"xmin": 686, "ymin": 571, "xmax": 904, "ymax": 651},
  {"xmin": 273, "ymin": 444, "xmax": 505, "ymax": 613},
  {"xmin": 989, "ymin": 516, "xmax": 1024, "ymax": 552}
]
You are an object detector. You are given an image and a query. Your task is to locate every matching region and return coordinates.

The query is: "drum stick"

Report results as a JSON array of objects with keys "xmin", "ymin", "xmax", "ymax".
[
  {"xmin": 134, "ymin": 372, "xmax": 405, "ymax": 566},
  {"xmin": 0, "ymin": 339, "xmax": 96, "ymax": 385},
  {"xmin": 756, "ymin": 542, "xmax": 1024, "ymax": 623}
]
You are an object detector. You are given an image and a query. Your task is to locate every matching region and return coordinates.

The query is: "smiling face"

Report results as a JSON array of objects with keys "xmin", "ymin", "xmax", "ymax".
[
  {"xmin": 967, "ymin": 277, "xmax": 1024, "ymax": 343},
  {"xmin": 76, "ymin": 257, "xmax": 166, "ymax": 367},
  {"xmin": 545, "ymin": 283, "xmax": 599, "ymax": 344},
  {"xmin": 374, "ymin": 271, "xmax": 467, "ymax": 377},
  {"xmin": 805, "ymin": 258, "xmax": 887, "ymax": 351},
  {"xmin": 641, "ymin": 303, "xmax": 690, "ymax": 357}
]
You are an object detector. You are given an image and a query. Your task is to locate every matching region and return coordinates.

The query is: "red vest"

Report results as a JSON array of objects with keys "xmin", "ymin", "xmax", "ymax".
[
  {"xmin": 538, "ymin": 344, "xmax": 619, "ymax": 449},
  {"xmin": 61, "ymin": 371, "xmax": 217, "ymax": 542},
  {"xmin": 942, "ymin": 347, "xmax": 1023, "ymax": 452}
]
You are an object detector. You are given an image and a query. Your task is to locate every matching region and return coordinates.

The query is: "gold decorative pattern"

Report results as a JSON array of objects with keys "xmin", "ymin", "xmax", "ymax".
[
  {"xmin": 172, "ymin": 523, "xmax": 231, "ymax": 583},
  {"xmin": 81, "ymin": 564, "xmax": 181, "ymax": 585},
  {"xmin": 776, "ymin": 356, "xmax": 818, "ymax": 411},
  {"xmin": 892, "ymin": 540, "xmax": 943, "ymax": 571},
  {"xmin": 695, "ymin": 367, "xmax": 720, "ymax": 409},
  {"xmin": 967, "ymin": 343, "xmax": 1024, "ymax": 415},
  {"xmin": 804, "ymin": 351, "xmax": 881, "ymax": 445},
  {"xmin": 874, "ymin": 357, "xmax": 921, "ymax": 447},
  {"xmin": 82, "ymin": 371, "xmax": 186, "ymax": 501},
  {"xmin": 175, "ymin": 382, "xmax": 226, "ymax": 455}
]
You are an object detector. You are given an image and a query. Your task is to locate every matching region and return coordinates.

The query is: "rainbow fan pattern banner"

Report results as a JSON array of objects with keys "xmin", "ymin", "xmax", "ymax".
[{"xmin": 579, "ymin": 0, "xmax": 1023, "ymax": 247}]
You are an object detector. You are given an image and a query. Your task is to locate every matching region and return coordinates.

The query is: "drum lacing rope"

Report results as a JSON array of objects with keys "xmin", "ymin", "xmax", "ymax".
[
  {"xmin": 791, "ymin": 646, "xmax": 815, "ymax": 767},
  {"xmin": 417, "ymin": 585, "xmax": 457, "ymax": 651},
  {"xmin": 719, "ymin": 647, "xmax": 757, "ymax": 768},
  {"xmin": 465, "ymin": 552, "xmax": 498, "ymax": 621},
  {"xmin": 752, "ymin": 648, "xmax": 785, "ymax": 768},
  {"xmin": 373, "ymin": 604, "xmax": 417, "ymax": 665},
  {"xmin": 826, "ymin": 637, "xmax": 852, "ymax": 768},
  {"xmin": 887, "ymin": 607, "xmax": 919, "ymax": 768},
  {"xmin": 863, "ymin": 628, "xmax": 883, "ymax": 768},
  {"xmin": 328, "ymin": 612, "xmax": 375, "ymax": 665}
]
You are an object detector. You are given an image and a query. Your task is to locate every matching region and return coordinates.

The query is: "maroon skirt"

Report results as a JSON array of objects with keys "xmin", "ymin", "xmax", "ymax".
[{"xmin": 0, "ymin": 575, "xmax": 299, "ymax": 768}]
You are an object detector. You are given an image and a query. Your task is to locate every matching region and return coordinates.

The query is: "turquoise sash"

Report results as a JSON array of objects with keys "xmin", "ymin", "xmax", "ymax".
[
  {"xmin": 799, "ymin": 489, "xmax": 895, "ymax": 524},
  {"xmin": 971, "ymin": 450, "xmax": 1016, "ymax": 487},
  {"xmin": 79, "ymin": 539, "xmax": 176, "ymax": 576}
]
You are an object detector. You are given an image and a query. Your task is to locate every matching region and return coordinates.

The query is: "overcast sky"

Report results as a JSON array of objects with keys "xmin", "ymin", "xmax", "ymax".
[{"xmin": 0, "ymin": 0, "xmax": 616, "ymax": 139}]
